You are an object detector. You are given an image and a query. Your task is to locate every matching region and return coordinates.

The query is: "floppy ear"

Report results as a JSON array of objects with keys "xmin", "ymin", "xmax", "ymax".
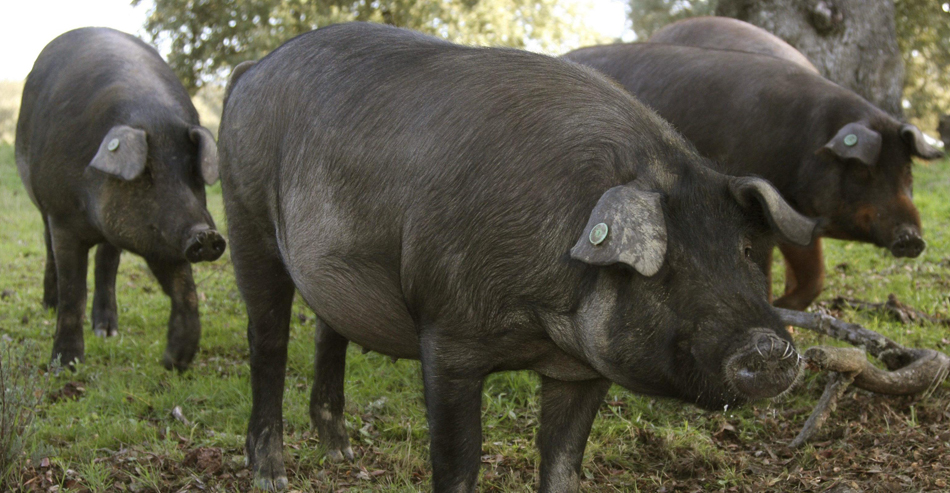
[
  {"xmin": 729, "ymin": 176, "xmax": 819, "ymax": 247},
  {"xmin": 900, "ymin": 124, "xmax": 944, "ymax": 160},
  {"xmin": 88, "ymin": 126, "xmax": 148, "ymax": 180},
  {"xmin": 570, "ymin": 186, "xmax": 667, "ymax": 276},
  {"xmin": 816, "ymin": 122, "xmax": 882, "ymax": 166},
  {"xmin": 189, "ymin": 126, "xmax": 219, "ymax": 185}
]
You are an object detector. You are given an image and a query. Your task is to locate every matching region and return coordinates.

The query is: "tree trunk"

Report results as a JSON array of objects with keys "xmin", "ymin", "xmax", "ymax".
[{"xmin": 717, "ymin": 0, "xmax": 904, "ymax": 118}]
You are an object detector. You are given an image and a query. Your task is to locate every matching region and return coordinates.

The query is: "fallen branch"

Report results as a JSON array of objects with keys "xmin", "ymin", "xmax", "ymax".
[
  {"xmin": 831, "ymin": 294, "xmax": 950, "ymax": 327},
  {"xmin": 774, "ymin": 308, "xmax": 950, "ymax": 448}
]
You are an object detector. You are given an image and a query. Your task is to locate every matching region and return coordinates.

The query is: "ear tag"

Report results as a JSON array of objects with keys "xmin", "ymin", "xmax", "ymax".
[
  {"xmin": 589, "ymin": 222, "xmax": 609, "ymax": 245},
  {"xmin": 107, "ymin": 138, "xmax": 120, "ymax": 152},
  {"xmin": 843, "ymin": 134, "xmax": 858, "ymax": 147}
]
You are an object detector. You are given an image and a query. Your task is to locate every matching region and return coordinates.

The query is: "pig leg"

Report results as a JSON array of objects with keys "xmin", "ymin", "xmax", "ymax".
[
  {"xmin": 232, "ymin": 239, "xmax": 295, "ymax": 491},
  {"xmin": 49, "ymin": 226, "xmax": 90, "ymax": 367},
  {"xmin": 92, "ymin": 243, "xmax": 121, "ymax": 337},
  {"xmin": 41, "ymin": 217, "xmax": 58, "ymax": 310},
  {"xmin": 309, "ymin": 318, "xmax": 354, "ymax": 462},
  {"xmin": 146, "ymin": 259, "xmax": 200, "ymax": 371},
  {"xmin": 537, "ymin": 376, "xmax": 611, "ymax": 493},
  {"xmin": 420, "ymin": 335, "xmax": 486, "ymax": 492},
  {"xmin": 774, "ymin": 239, "xmax": 825, "ymax": 311}
]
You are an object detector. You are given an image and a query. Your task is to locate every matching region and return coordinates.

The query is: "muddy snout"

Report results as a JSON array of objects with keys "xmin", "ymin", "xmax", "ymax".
[
  {"xmin": 725, "ymin": 330, "xmax": 801, "ymax": 400},
  {"xmin": 889, "ymin": 225, "xmax": 925, "ymax": 258},
  {"xmin": 183, "ymin": 226, "xmax": 226, "ymax": 262}
]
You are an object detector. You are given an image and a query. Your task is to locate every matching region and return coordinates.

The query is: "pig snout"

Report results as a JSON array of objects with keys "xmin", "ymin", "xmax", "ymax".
[
  {"xmin": 889, "ymin": 225, "xmax": 925, "ymax": 258},
  {"xmin": 725, "ymin": 330, "xmax": 801, "ymax": 401},
  {"xmin": 183, "ymin": 226, "xmax": 226, "ymax": 263}
]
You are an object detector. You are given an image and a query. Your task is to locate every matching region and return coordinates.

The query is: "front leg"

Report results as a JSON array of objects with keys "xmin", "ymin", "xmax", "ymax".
[
  {"xmin": 146, "ymin": 259, "xmax": 200, "ymax": 371},
  {"xmin": 49, "ymin": 226, "xmax": 90, "ymax": 367},
  {"xmin": 775, "ymin": 238, "xmax": 825, "ymax": 311},
  {"xmin": 92, "ymin": 243, "xmax": 121, "ymax": 337},
  {"xmin": 537, "ymin": 377, "xmax": 611, "ymax": 493},
  {"xmin": 420, "ymin": 333, "xmax": 486, "ymax": 493},
  {"xmin": 309, "ymin": 318, "xmax": 354, "ymax": 462}
]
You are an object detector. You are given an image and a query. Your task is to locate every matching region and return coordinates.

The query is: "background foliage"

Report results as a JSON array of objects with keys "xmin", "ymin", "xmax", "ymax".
[{"xmin": 134, "ymin": 0, "xmax": 608, "ymax": 93}]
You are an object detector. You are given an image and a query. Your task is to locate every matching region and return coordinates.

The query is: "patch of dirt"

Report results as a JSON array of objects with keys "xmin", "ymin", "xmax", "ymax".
[
  {"xmin": 9, "ymin": 383, "xmax": 950, "ymax": 492},
  {"xmin": 46, "ymin": 381, "xmax": 85, "ymax": 403}
]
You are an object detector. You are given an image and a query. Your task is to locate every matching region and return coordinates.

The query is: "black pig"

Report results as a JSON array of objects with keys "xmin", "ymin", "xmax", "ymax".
[
  {"xmin": 565, "ymin": 34, "xmax": 943, "ymax": 310},
  {"xmin": 16, "ymin": 28, "xmax": 226, "ymax": 370},
  {"xmin": 219, "ymin": 23, "xmax": 817, "ymax": 491},
  {"xmin": 649, "ymin": 16, "xmax": 817, "ymax": 72}
]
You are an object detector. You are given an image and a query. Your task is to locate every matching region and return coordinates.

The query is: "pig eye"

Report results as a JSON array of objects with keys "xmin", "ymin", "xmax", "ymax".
[{"xmin": 741, "ymin": 238, "xmax": 753, "ymax": 259}]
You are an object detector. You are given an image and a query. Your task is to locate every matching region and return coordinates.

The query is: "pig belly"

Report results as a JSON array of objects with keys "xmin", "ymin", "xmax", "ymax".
[{"xmin": 288, "ymin": 256, "xmax": 420, "ymax": 359}]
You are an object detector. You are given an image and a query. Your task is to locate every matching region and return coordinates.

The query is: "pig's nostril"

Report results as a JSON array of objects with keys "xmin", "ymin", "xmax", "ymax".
[
  {"xmin": 727, "ymin": 331, "xmax": 801, "ymax": 400},
  {"xmin": 890, "ymin": 232, "xmax": 925, "ymax": 258},
  {"xmin": 184, "ymin": 230, "xmax": 226, "ymax": 262}
]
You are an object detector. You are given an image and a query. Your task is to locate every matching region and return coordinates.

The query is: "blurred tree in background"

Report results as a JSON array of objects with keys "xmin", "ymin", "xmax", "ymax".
[
  {"xmin": 627, "ymin": 0, "xmax": 950, "ymax": 131},
  {"xmin": 135, "ymin": 0, "xmax": 606, "ymax": 93},
  {"xmin": 896, "ymin": 0, "xmax": 950, "ymax": 131},
  {"xmin": 627, "ymin": 0, "xmax": 714, "ymax": 40}
]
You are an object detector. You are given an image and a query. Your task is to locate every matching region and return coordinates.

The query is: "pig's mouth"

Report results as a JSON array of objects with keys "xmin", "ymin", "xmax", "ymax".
[{"xmin": 723, "ymin": 329, "xmax": 802, "ymax": 401}]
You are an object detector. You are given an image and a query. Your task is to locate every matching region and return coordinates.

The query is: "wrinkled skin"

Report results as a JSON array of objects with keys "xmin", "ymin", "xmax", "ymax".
[
  {"xmin": 15, "ymin": 27, "xmax": 226, "ymax": 370},
  {"xmin": 565, "ymin": 36, "xmax": 943, "ymax": 311},
  {"xmin": 220, "ymin": 23, "xmax": 815, "ymax": 492}
]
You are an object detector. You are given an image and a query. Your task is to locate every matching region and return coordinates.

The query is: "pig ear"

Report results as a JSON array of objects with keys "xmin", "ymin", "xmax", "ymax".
[
  {"xmin": 570, "ymin": 186, "xmax": 667, "ymax": 276},
  {"xmin": 88, "ymin": 126, "xmax": 148, "ymax": 181},
  {"xmin": 729, "ymin": 176, "xmax": 819, "ymax": 247},
  {"xmin": 189, "ymin": 126, "xmax": 219, "ymax": 185},
  {"xmin": 816, "ymin": 122, "xmax": 882, "ymax": 166},
  {"xmin": 900, "ymin": 124, "xmax": 944, "ymax": 160}
]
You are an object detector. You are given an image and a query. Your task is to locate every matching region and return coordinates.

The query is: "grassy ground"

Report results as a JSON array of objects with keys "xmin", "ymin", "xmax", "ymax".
[{"xmin": 1, "ymin": 140, "xmax": 948, "ymax": 492}]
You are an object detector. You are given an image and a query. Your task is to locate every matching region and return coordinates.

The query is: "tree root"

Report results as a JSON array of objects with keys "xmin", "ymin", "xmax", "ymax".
[{"xmin": 774, "ymin": 308, "xmax": 950, "ymax": 448}]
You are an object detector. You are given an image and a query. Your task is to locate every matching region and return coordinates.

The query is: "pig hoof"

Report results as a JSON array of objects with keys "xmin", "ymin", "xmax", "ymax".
[
  {"xmin": 162, "ymin": 352, "xmax": 191, "ymax": 372},
  {"xmin": 50, "ymin": 349, "xmax": 83, "ymax": 371},
  {"xmin": 326, "ymin": 446, "xmax": 355, "ymax": 463},
  {"xmin": 252, "ymin": 475, "xmax": 288, "ymax": 491},
  {"xmin": 93, "ymin": 323, "xmax": 119, "ymax": 338}
]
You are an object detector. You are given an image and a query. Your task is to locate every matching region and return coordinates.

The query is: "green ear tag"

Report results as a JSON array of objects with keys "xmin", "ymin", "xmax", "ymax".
[
  {"xmin": 843, "ymin": 134, "xmax": 858, "ymax": 147},
  {"xmin": 589, "ymin": 223, "xmax": 609, "ymax": 245},
  {"xmin": 107, "ymin": 138, "xmax": 120, "ymax": 152}
]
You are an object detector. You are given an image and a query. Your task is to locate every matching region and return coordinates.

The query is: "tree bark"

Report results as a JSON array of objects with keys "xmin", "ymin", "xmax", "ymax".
[{"xmin": 717, "ymin": 0, "xmax": 905, "ymax": 117}]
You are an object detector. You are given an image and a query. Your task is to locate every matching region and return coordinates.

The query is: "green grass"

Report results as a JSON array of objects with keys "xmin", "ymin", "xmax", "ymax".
[{"xmin": 1, "ymin": 140, "xmax": 949, "ymax": 491}]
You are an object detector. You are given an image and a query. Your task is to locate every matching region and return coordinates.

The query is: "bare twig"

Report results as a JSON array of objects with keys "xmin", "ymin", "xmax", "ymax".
[
  {"xmin": 774, "ymin": 308, "xmax": 898, "ymax": 361},
  {"xmin": 789, "ymin": 371, "xmax": 855, "ymax": 448}
]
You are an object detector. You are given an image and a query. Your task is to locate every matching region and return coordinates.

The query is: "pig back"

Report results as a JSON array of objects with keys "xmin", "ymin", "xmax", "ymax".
[
  {"xmin": 648, "ymin": 17, "xmax": 818, "ymax": 73},
  {"xmin": 563, "ymin": 43, "xmax": 870, "ymax": 192},
  {"xmin": 219, "ymin": 23, "xmax": 698, "ymax": 339}
]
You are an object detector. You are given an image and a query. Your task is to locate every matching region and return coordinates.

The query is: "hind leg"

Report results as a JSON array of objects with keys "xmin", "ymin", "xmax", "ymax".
[
  {"xmin": 42, "ymin": 217, "xmax": 58, "ymax": 310},
  {"xmin": 309, "ymin": 318, "xmax": 354, "ymax": 462},
  {"xmin": 92, "ymin": 243, "xmax": 121, "ymax": 337},
  {"xmin": 230, "ymin": 225, "xmax": 296, "ymax": 491}
]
